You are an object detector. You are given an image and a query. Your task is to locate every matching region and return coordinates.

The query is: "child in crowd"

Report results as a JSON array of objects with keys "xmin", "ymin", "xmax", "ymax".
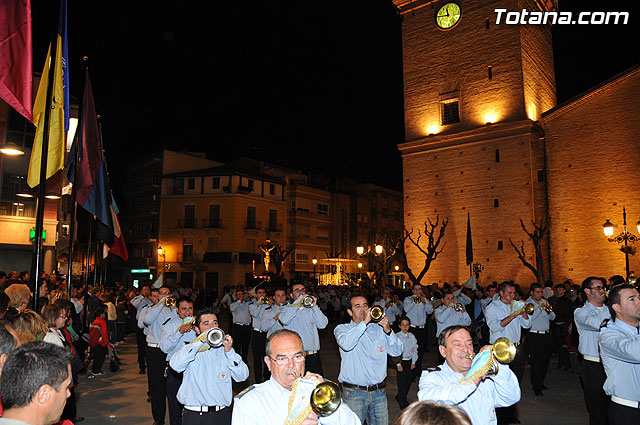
[
  {"xmin": 395, "ymin": 316, "xmax": 419, "ymax": 409},
  {"xmin": 88, "ymin": 306, "xmax": 109, "ymax": 376}
]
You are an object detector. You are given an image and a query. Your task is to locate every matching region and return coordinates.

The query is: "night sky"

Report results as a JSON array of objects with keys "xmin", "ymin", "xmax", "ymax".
[{"xmin": 30, "ymin": 1, "xmax": 640, "ymax": 200}]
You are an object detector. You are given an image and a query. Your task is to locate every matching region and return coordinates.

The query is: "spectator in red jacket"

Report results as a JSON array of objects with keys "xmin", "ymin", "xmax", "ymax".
[{"xmin": 88, "ymin": 307, "xmax": 108, "ymax": 377}]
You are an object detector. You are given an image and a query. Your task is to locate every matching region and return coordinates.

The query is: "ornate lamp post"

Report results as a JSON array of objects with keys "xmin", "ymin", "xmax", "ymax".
[
  {"xmin": 602, "ymin": 206, "xmax": 640, "ymax": 281},
  {"xmin": 356, "ymin": 241, "xmax": 383, "ymax": 286}
]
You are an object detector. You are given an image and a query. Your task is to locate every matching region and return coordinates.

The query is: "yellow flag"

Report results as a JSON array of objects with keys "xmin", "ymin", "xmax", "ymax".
[{"xmin": 27, "ymin": 36, "xmax": 66, "ymax": 188}]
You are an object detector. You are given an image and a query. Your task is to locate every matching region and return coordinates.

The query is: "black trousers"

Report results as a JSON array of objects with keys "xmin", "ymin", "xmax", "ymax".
[
  {"xmin": 396, "ymin": 359, "xmax": 413, "ymax": 409},
  {"xmin": 609, "ymin": 401, "xmax": 640, "ymax": 425},
  {"xmin": 147, "ymin": 346, "xmax": 167, "ymax": 423},
  {"xmin": 528, "ymin": 332, "xmax": 553, "ymax": 390},
  {"xmin": 232, "ymin": 324, "xmax": 251, "ymax": 363},
  {"xmin": 136, "ymin": 327, "xmax": 147, "ymax": 371},
  {"xmin": 409, "ymin": 326, "xmax": 427, "ymax": 378},
  {"xmin": 305, "ymin": 352, "xmax": 324, "ymax": 376},
  {"xmin": 182, "ymin": 407, "xmax": 231, "ymax": 425},
  {"xmin": 91, "ymin": 345, "xmax": 107, "ymax": 374},
  {"xmin": 251, "ymin": 330, "xmax": 269, "ymax": 383},
  {"xmin": 167, "ymin": 367, "xmax": 184, "ymax": 425},
  {"xmin": 553, "ymin": 322, "xmax": 570, "ymax": 368},
  {"xmin": 582, "ymin": 359, "xmax": 610, "ymax": 425},
  {"xmin": 496, "ymin": 344, "xmax": 524, "ymax": 424}
]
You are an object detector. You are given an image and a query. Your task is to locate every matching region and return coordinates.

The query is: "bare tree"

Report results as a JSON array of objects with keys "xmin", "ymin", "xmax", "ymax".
[
  {"xmin": 270, "ymin": 243, "xmax": 292, "ymax": 277},
  {"xmin": 396, "ymin": 216, "xmax": 449, "ymax": 286},
  {"xmin": 509, "ymin": 216, "xmax": 549, "ymax": 284}
]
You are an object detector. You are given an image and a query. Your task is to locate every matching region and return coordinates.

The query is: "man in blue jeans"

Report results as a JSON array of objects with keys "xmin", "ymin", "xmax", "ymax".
[{"xmin": 334, "ymin": 293, "xmax": 403, "ymax": 425}]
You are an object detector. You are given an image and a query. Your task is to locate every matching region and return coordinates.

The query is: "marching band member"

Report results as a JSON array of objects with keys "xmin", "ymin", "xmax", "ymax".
[
  {"xmin": 574, "ymin": 277, "xmax": 611, "ymax": 425},
  {"xmin": 249, "ymin": 286, "xmax": 270, "ymax": 383},
  {"xmin": 435, "ymin": 292, "xmax": 471, "ymax": 338},
  {"xmin": 229, "ymin": 289, "xmax": 251, "ymax": 364},
  {"xmin": 395, "ymin": 317, "xmax": 418, "ymax": 409},
  {"xmin": 403, "ymin": 283, "xmax": 434, "ymax": 374},
  {"xmin": 160, "ymin": 296, "xmax": 196, "ymax": 425},
  {"xmin": 599, "ymin": 283, "xmax": 640, "ymax": 425},
  {"xmin": 278, "ymin": 283, "xmax": 328, "ymax": 375},
  {"xmin": 232, "ymin": 329, "xmax": 360, "ymax": 425},
  {"xmin": 334, "ymin": 293, "xmax": 403, "ymax": 425},
  {"xmin": 140, "ymin": 286, "xmax": 178, "ymax": 425},
  {"xmin": 484, "ymin": 281, "xmax": 530, "ymax": 424},
  {"xmin": 261, "ymin": 288, "xmax": 288, "ymax": 338},
  {"xmin": 418, "ymin": 325, "xmax": 520, "ymax": 425},
  {"xmin": 170, "ymin": 308, "xmax": 249, "ymax": 425},
  {"xmin": 525, "ymin": 283, "xmax": 556, "ymax": 396},
  {"xmin": 374, "ymin": 288, "xmax": 400, "ymax": 328},
  {"xmin": 131, "ymin": 285, "xmax": 153, "ymax": 374}
]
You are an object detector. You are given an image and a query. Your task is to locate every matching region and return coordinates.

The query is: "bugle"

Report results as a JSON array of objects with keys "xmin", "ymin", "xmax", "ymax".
[
  {"xmin": 541, "ymin": 302, "xmax": 553, "ymax": 313},
  {"xmin": 369, "ymin": 306, "xmax": 385, "ymax": 323},
  {"xmin": 302, "ymin": 295, "xmax": 316, "ymax": 308},
  {"xmin": 460, "ymin": 337, "xmax": 516, "ymax": 382}
]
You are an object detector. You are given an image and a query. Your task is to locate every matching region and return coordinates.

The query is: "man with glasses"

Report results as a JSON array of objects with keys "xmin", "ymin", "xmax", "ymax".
[
  {"xmin": 334, "ymin": 293, "xmax": 403, "ymax": 425},
  {"xmin": 231, "ymin": 329, "xmax": 359, "ymax": 425},
  {"xmin": 574, "ymin": 277, "xmax": 611, "ymax": 425},
  {"xmin": 278, "ymin": 283, "xmax": 328, "ymax": 375},
  {"xmin": 170, "ymin": 308, "xmax": 248, "ymax": 425},
  {"xmin": 140, "ymin": 286, "xmax": 178, "ymax": 425}
]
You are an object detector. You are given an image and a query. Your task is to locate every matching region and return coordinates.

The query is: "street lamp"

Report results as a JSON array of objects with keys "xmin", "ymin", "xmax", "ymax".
[
  {"xmin": 312, "ymin": 258, "xmax": 317, "ymax": 283},
  {"xmin": 356, "ymin": 241, "xmax": 383, "ymax": 286},
  {"xmin": 602, "ymin": 206, "xmax": 640, "ymax": 281}
]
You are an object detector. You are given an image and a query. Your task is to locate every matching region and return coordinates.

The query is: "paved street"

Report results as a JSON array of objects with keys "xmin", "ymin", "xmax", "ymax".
[{"xmin": 76, "ymin": 317, "xmax": 589, "ymax": 425}]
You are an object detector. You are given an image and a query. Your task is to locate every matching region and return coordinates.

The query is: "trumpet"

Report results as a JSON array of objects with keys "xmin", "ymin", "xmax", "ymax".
[
  {"xmin": 288, "ymin": 371, "xmax": 342, "ymax": 416},
  {"xmin": 541, "ymin": 302, "xmax": 553, "ymax": 313},
  {"xmin": 524, "ymin": 303, "xmax": 535, "ymax": 315},
  {"xmin": 189, "ymin": 327, "xmax": 226, "ymax": 350},
  {"xmin": 369, "ymin": 306, "xmax": 385, "ymax": 323},
  {"xmin": 152, "ymin": 296, "xmax": 176, "ymax": 308},
  {"xmin": 176, "ymin": 316, "xmax": 196, "ymax": 331},
  {"xmin": 446, "ymin": 303, "xmax": 464, "ymax": 312},
  {"xmin": 461, "ymin": 337, "xmax": 516, "ymax": 382},
  {"xmin": 258, "ymin": 296, "xmax": 270, "ymax": 305},
  {"xmin": 411, "ymin": 295, "xmax": 422, "ymax": 304},
  {"xmin": 302, "ymin": 295, "xmax": 316, "ymax": 308}
]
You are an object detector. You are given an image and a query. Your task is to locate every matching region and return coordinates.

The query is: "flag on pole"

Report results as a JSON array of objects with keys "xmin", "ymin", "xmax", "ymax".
[
  {"xmin": 463, "ymin": 275, "xmax": 476, "ymax": 290},
  {"xmin": 152, "ymin": 273, "xmax": 163, "ymax": 289},
  {"xmin": 102, "ymin": 197, "xmax": 128, "ymax": 262},
  {"xmin": 0, "ymin": 0, "xmax": 32, "ymax": 121},
  {"xmin": 58, "ymin": 0, "xmax": 69, "ymax": 131},
  {"xmin": 465, "ymin": 211, "xmax": 473, "ymax": 266},
  {"xmin": 27, "ymin": 35, "xmax": 65, "ymax": 187}
]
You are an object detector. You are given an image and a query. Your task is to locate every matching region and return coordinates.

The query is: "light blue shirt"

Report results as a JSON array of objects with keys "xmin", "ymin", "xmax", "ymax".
[
  {"xmin": 574, "ymin": 301, "xmax": 610, "ymax": 359},
  {"xmin": 232, "ymin": 377, "xmax": 361, "ymax": 425},
  {"xmin": 418, "ymin": 360, "xmax": 521, "ymax": 425},
  {"xmin": 434, "ymin": 304, "xmax": 471, "ymax": 337},
  {"xmin": 230, "ymin": 300, "xmax": 251, "ymax": 325},
  {"xmin": 403, "ymin": 296, "xmax": 433, "ymax": 327},
  {"xmin": 160, "ymin": 316, "xmax": 197, "ymax": 361},
  {"xmin": 374, "ymin": 299, "xmax": 400, "ymax": 324},
  {"xmin": 140, "ymin": 304, "xmax": 178, "ymax": 345},
  {"xmin": 395, "ymin": 331, "xmax": 418, "ymax": 365},
  {"xmin": 453, "ymin": 288, "xmax": 472, "ymax": 305},
  {"xmin": 525, "ymin": 297, "xmax": 556, "ymax": 333},
  {"xmin": 278, "ymin": 296, "xmax": 328, "ymax": 352},
  {"xmin": 599, "ymin": 319, "xmax": 640, "ymax": 402},
  {"xmin": 485, "ymin": 299, "xmax": 531, "ymax": 344},
  {"xmin": 131, "ymin": 295, "xmax": 152, "ymax": 317},
  {"xmin": 170, "ymin": 340, "xmax": 249, "ymax": 407},
  {"xmin": 334, "ymin": 320, "xmax": 403, "ymax": 386},
  {"xmin": 249, "ymin": 301, "xmax": 269, "ymax": 330},
  {"xmin": 261, "ymin": 304, "xmax": 286, "ymax": 337}
]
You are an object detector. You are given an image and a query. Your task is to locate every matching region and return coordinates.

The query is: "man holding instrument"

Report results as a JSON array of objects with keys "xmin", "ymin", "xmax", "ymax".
[
  {"xmin": 418, "ymin": 325, "xmax": 520, "ymax": 425},
  {"xmin": 231, "ymin": 329, "xmax": 359, "ymax": 425},
  {"xmin": 170, "ymin": 307, "xmax": 249, "ymax": 425}
]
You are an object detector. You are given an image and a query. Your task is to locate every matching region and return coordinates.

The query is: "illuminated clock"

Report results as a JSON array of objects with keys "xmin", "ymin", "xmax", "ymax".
[{"xmin": 435, "ymin": 2, "xmax": 461, "ymax": 30}]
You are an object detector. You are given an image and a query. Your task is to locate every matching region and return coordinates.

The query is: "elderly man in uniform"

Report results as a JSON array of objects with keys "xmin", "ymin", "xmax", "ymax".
[
  {"xmin": 418, "ymin": 325, "xmax": 520, "ymax": 425},
  {"xmin": 261, "ymin": 288, "xmax": 288, "ymax": 338},
  {"xmin": 160, "ymin": 296, "xmax": 196, "ymax": 425},
  {"xmin": 334, "ymin": 293, "xmax": 403, "ymax": 425},
  {"xmin": 231, "ymin": 329, "xmax": 360, "ymax": 425},
  {"xmin": 278, "ymin": 283, "xmax": 328, "ymax": 375},
  {"xmin": 599, "ymin": 283, "xmax": 640, "ymax": 425},
  {"xmin": 403, "ymin": 283, "xmax": 434, "ymax": 375},
  {"xmin": 140, "ymin": 286, "xmax": 178, "ymax": 425},
  {"xmin": 574, "ymin": 276, "xmax": 611, "ymax": 425},
  {"xmin": 170, "ymin": 308, "xmax": 248, "ymax": 425},
  {"xmin": 484, "ymin": 281, "xmax": 530, "ymax": 425},
  {"xmin": 249, "ymin": 286, "xmax": 270, "ymax": 383},
  {"xmin": 525, "ymin": 283, "xmax": 556, "ymax": 396}
]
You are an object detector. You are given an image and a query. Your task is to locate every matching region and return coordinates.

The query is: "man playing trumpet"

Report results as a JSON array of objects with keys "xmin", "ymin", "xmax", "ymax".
[
  {"xmin": 232, "ymin": 329, "xmax": 359, "ymax": 425},
  {"xmin": 435, "ymin": 291, "xmax": 471, "ymax": 340},
  {"xmin": 418, "ymin": 325, "xmax": 520, "ymax": 425},
  {"xmin": 525, "ymin": 283, "xmax": 556, "ymax": 396},
  {"xmin": 170, "ymin": 308, "xmax": 249, "ymax": 425}
]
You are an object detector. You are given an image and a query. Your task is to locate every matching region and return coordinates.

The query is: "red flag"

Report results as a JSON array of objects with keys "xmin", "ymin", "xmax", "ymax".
[{"xmin": 0, "ymin": 0, "xmax": 32, "ymax": 121}]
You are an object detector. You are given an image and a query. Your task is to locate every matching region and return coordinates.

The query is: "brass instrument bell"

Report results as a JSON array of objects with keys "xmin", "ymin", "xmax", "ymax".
[
  {"xmin": 258, "ymin": 296, "xmax": 269, "ymax": 305},
  {"xmin": 164, "ymin": 296, "xmax": 177, "ymax": 307},
  {"xmin": 205, "ymin": 327, "xmax": 226, "ymax": 348},
  {"xmin": 310, "ymin": 381, "xmax": 342, "ymax": 416},
  {"xmin": 524, "ymin": 303, "xmax": 535, "ymax": 315},
  {"xmin": 454, "ymin": 303, "xmax": 464, "ymax": 312},
  {"xmin": 302, "ymin": 295, "xmax": 316, "ymax": 308},
  {"xmin": 541, "ymin": 302, "xmax": 553, "ymax": 313},
  {"xmin": 412, "ymin": 295, "xmax": 422, "ymax": 304},
  {"xmin": 487, "ymin": 337, "xmax": 517, "ymax": 375},
  {"xmin": 369, "ymin": 306, "xmax": 385, "ymax": 323}
]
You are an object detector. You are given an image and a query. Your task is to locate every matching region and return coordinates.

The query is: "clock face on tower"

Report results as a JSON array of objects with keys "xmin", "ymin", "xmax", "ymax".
[{"xmin": 435, "ymin": 2, "xmax": 461, "ymax": 30}]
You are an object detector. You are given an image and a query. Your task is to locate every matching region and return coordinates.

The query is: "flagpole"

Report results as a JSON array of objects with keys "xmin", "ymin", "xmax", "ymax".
[
  {"xmin": 31, "ymin": 38, "xmax": 59, "ymax": 314},
  {"xmin": 66, "ymin": 57, "xmax": 88, "ymax": 295},
  {"xmin": 83, "ymin": 218, "xmax": 92, "ymax": 329}
]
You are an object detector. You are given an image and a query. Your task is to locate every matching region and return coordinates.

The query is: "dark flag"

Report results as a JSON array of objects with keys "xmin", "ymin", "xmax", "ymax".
[{"xmin": 465, "ymin": 211, "xmax": 473, "ymax": 266}]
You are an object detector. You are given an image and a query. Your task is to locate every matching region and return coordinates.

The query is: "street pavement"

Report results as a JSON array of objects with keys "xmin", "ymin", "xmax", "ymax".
[{"xmin": 76, "ymin": 316, "xmax": 589, "ymax": 424}]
